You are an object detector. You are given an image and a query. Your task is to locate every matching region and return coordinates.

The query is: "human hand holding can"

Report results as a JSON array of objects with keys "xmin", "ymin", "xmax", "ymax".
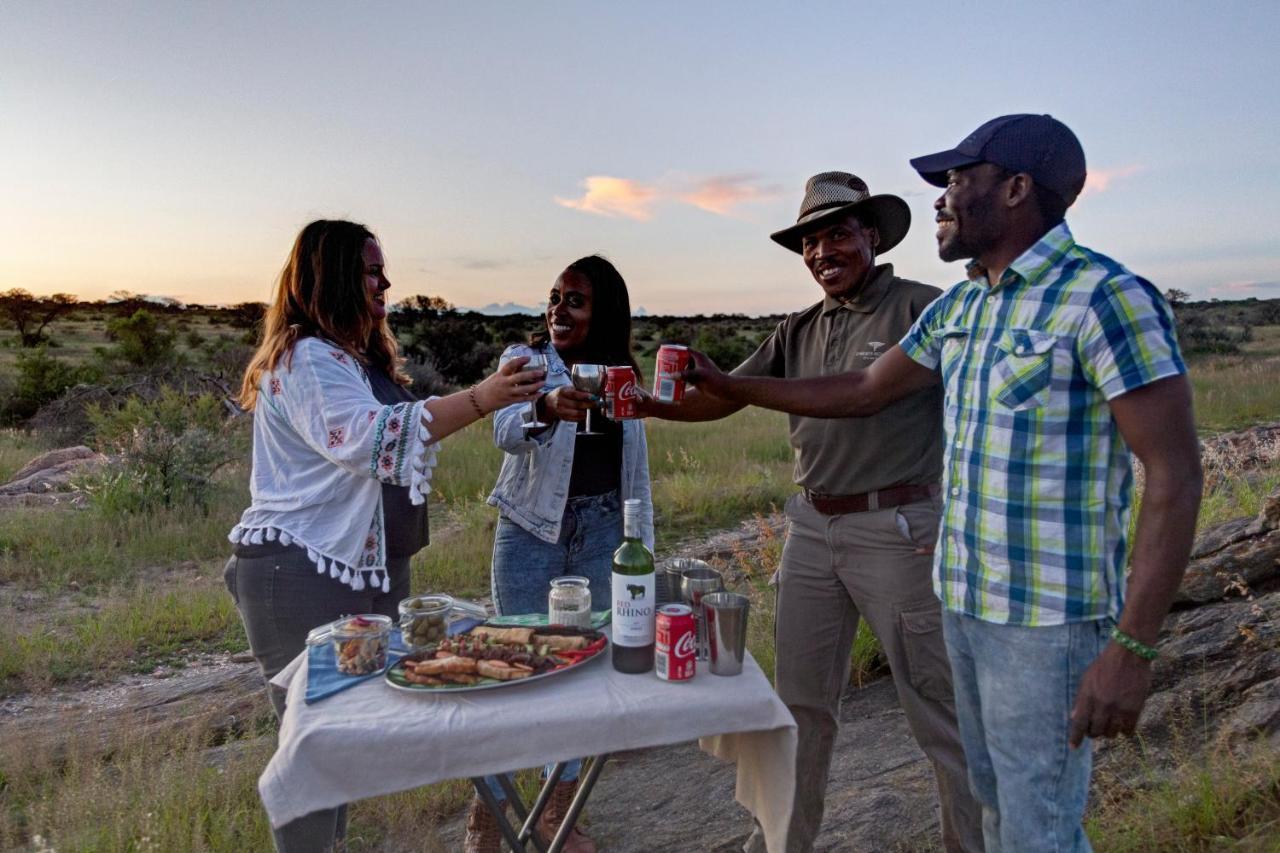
[{"xmin": 654, "ymin": 344, "xmax": 691, "ymax": 402}]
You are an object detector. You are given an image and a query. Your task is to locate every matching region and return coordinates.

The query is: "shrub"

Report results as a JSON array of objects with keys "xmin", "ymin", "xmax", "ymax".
[
  {"xmin": 398, "ymin": 316, "xmax": 502, "ymax": 385},
  {"xmin": 402, "ymin": 358, "xmax": 455, "ymax": 398},
  {"xmin": 85, "ymin": 389, "xmax": 238, "ymax": 513},
  {"xmin": 1, "ymin": 347, "xmax": 102, "ymax": 424},
  {"xmin": 201, "ymin": 335, "xmax": 255, "ymax": 384},
  {"xmin": 693, "ymin": 324, "xmax": 762, "ymax": 369},
  {"xmin": 105, "ymin": 309, "xmax": 178, "ymax": 368}
]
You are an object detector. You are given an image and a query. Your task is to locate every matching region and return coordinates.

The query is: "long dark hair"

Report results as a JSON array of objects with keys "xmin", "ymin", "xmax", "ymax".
[
  {"xmin": 533, "ymin": 254, "xmax": 642, "ymax": 381},
  {"xmin": 239, "ymin": 219, "xmax": 406, "ymax": 410}
]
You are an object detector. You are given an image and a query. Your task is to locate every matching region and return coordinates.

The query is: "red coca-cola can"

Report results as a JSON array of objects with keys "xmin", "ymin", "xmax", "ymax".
[
  {"xmin": 655, "ymin": 604, "xmax": 697, "ymax": 682},
  {"xmin": 604, "ymin": 365, "xmax": 639, "ymax": 419},
  {"xmin": 653, "ymin": 344, "xmax": 691, "ymax": 403}
]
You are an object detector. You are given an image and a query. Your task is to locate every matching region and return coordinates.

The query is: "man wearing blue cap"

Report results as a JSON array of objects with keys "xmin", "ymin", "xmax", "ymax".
[{"xmin": 682, "ymin": 115, "xmax": 1203, "ymax": 851}]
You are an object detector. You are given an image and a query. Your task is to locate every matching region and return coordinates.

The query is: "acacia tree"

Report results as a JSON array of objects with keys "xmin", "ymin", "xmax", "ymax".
[{"xmin": 0, "ymin": 289, "xmax": 79, "ymax": 347}]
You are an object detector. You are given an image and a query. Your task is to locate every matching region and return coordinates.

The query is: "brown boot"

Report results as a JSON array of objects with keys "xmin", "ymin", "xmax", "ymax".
[
  {"xmin": 536, "ymin": 780, "xmax": 597, "ymax": 853},
  {"xmin": 464, "ymin": 795, "xmax": 504, "ymax": 853}
]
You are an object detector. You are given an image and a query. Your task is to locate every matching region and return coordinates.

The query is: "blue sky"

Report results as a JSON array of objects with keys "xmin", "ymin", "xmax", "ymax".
[{"xmin": 2, "ymin": 1, "xmax": 1277, "ymax": 314}]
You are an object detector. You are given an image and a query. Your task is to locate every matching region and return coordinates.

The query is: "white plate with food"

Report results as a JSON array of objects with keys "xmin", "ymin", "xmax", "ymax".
[{"xmin": 384, "ymin": 624, "xmax": 609, "ymax": 693}]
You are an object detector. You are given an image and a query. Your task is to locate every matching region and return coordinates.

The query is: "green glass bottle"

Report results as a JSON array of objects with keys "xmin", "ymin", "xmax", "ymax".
[{"xmin": 611, "ymin": 498, "xmax": 655, "ymax": 673}]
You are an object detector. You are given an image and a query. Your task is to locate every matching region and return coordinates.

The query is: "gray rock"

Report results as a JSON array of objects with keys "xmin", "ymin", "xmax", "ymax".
[
  {"xmin": 6, "ymin": 445, "xmax": 99, "ymax": 483},
  {"xmin": 0, "ymin": 448, "xmax": 106, "ymax": 497}
]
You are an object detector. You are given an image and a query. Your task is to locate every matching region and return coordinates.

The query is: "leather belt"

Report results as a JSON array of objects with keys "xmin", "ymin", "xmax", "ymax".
[{"xmin": 803, "ymin": 483, "xmax": 940, "ymax": 515}]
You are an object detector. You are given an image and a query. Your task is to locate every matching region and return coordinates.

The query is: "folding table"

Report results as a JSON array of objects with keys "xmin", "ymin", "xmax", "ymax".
[{"xmin": 262, "ymin": 638, "xmax": 796, "ymax": 851}]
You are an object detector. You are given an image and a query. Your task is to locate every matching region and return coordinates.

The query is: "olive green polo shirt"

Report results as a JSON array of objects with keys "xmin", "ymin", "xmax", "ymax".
[{"xmin": 734, "ymin": 263, "xmax": 944, "ymax": 495}]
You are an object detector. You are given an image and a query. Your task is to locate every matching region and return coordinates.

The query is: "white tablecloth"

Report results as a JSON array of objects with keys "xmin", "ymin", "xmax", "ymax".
[{"xmin": 262, "ymin": 646, "xmax": 796, "ymax": 851}]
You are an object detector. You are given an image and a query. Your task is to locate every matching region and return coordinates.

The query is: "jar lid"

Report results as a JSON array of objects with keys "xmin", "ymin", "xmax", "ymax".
[
  {"xmin": 331, "ymin": 613, "xmax": 393, "ymax": 639},
  {"xmin": 398, "ymin": 593, "xmax": 455, "ymax": 616},
  {"xmin": 550, "ymin": 575, "xmax": 590, "ymax": 588}
]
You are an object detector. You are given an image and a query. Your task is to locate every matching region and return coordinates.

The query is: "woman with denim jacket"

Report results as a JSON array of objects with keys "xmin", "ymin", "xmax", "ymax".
[{"xmin": 467, "ymin": 256, "xmax": 654, "ymax": 853}]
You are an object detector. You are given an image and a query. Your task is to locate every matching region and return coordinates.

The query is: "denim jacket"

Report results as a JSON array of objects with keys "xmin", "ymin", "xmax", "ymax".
[{"xmin": 487, "ymin": 344, "xmax": 655, "ymax": 550}]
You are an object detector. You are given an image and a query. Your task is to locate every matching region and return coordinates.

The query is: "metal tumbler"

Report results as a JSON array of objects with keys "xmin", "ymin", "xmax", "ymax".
[
  {"xmin": 661, "ymin": 557, "xmax": 708, "ymax": 606},
  {"xmin": 679, "ymin": 566, "xmax": 724, "ymax": 661},
  {"xmin": 703, "ymin": 592, "xmax": 750, "ymax": 676}
]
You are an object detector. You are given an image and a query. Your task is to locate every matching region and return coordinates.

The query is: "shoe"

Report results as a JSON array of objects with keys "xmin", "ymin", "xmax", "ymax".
[
  {"xmin": 464, "ymin": 796, "xmax": 504, "ymax": 853},
  {"xmin": 536, "ymin": 780, "xmax": 597, "ymax": 853}
]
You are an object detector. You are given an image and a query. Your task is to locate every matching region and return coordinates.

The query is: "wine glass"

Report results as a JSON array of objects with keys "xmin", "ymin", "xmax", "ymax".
[
  {"xmin": 570, "ymin": 363, "xmax": 606, "ymax": 435},
  {"xmin": 521, "ymin": 352, "xmax": 549, "ymax": 429}
]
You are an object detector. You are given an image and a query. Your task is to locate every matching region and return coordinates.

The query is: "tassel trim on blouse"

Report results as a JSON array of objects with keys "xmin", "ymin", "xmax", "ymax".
[
  {"xmin": 227, "ymin": 525, "xmax": 392, "ymax": 593},
  {"xmin": 408, "ymin": 397, "xmax": 441, "ymax": 506}
]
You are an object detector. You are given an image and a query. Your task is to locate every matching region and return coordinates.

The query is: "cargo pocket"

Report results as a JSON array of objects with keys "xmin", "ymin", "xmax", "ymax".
[
  {"xmin": 991, "ymin": 328, "xmax": 1057, "ymax": 411},
  {"xmin": 900, "ymin": 604, "xmax": 954, "ymax": 702}
]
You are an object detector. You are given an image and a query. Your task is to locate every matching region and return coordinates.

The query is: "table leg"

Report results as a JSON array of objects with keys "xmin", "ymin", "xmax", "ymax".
[
  {"xmin": 521, "ymin": 762, "xmax": 565, "ymax": 845},
  {"xmin": 471, "ymin": 776, "xmax": 540, "ymax": 852},
  {"xmin": 471, "ymin": 756, "xmax": 609, "ymax": 853},
  {"xmin": 548, "ymin": 754, "xmax": 610, "ymax": 853}
]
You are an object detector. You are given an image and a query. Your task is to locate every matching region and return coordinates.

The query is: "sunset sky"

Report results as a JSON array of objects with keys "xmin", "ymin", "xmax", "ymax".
[{"xmin": 2, "ymin": 2, "xmax": 1277, "ymax": 315}]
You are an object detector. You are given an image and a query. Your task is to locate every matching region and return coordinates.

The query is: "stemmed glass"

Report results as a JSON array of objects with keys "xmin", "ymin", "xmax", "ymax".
[
  {"xmin": 570, "ymin": 364, "xmax": 606, "ymax": 435},
  {"xmin": 521, "ymin": 352, "xmax": 549, "ymax": 429}
]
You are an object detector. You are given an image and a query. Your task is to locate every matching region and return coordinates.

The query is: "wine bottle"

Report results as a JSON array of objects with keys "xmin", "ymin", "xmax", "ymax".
[{"xmin": 611, "ymin": 498, "xmax": 655, "ymax": 673}]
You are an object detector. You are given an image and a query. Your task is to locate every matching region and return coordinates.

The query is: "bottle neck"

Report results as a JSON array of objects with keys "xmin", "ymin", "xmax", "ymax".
[{"xmin": 623, "ymin": 507, "xmax": 643, "ymax": 541}]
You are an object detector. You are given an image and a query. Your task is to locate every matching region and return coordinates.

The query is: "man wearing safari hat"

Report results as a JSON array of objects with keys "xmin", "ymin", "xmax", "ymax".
[
  {"xmin": 682, "ymin": 116, "xmax": 1203, "ymax": 851},
  {"xmin": 643, "ymin": 172, "xmax": 982, "ymax": 852}
]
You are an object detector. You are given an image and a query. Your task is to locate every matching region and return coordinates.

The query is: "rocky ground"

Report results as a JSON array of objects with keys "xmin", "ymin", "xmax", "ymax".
[{"xmin": 4, "ymin": 428, "xmax": 1280, "ymax": 850}]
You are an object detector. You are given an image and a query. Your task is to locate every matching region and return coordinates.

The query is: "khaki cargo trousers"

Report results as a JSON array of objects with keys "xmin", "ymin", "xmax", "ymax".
[{"xmin": 747, "ymin": 492, "xmax": 983, "ymax": 853}]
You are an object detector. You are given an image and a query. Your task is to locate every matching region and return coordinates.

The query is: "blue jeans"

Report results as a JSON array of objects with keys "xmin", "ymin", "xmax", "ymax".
[
  {"xmin": 485, "ymin": 491, "xmax": 621, "ymax": 798},
  {"xmin": 490, "ymin": 491, "xmax": 621, "ymax": 616},
  {"xmin": 942, "ymin": 610, "xmax": 1111, "ymax": 853}
]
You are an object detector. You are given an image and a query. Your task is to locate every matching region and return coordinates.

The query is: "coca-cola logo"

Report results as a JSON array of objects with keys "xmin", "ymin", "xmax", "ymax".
[
  {"xmin": 616, "ymin": 380, "xmax": 637, "ymax": 400},
  {"xmin": 674, "ymin": 631, "xmax": 696, "ymax": 658}
]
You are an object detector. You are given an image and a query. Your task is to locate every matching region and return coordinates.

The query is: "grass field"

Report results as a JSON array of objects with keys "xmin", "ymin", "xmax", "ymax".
[{"xmin": 1, "ymin": 328, "xmax": 1279, "ymax": 849}]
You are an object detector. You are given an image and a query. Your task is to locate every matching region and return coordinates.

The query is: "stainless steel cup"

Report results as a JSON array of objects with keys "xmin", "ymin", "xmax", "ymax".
[
  {"xmin": 662, "ymin": 558, "xmax": 708, "ymax": 606},
  {"xmin": 680, "ymin": 566, "xmax": 724, "ymax": 660},
  {"xmin": 703, "ymin": 592, "xmax": 749, "ymax": 676}
]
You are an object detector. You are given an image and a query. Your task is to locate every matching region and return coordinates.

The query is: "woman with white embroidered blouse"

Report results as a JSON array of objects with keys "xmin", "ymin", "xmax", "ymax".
[{"xmin": 223, "ymin": 219, "xmax": 543, "ymax": 853}]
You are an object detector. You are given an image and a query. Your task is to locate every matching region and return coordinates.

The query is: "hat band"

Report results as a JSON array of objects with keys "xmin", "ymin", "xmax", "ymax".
[{"xmin": 796, "ymin": 200, "xmax": 860, "ymax": 225}]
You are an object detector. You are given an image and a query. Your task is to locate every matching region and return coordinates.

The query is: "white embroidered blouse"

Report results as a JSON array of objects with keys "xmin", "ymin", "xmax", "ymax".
[{"xmin": 228, "ymin": 337, "xmax": 438, "ymax": 592}]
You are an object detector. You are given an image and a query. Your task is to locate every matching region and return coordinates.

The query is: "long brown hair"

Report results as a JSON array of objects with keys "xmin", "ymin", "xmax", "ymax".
[{"xmin": 238, "ymin": 219, "xmax": 407, "ymax": 410}]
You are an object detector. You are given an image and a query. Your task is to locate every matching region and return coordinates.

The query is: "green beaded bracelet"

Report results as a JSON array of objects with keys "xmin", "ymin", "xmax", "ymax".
[{"xmin": 1111, "ymin": 627, "xmax": 1158, "ymax": 661}]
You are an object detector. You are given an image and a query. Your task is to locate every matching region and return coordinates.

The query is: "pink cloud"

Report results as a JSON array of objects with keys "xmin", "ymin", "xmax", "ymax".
[
  {"xmin": 676, "ymin": 174, "xmax": 782, "ymax": 215},
  {"xmin": 1080, "ymin": 164, "xmax": 1143, "ymax": 198},
  {"xmin": 1208, "ymin": 280, "xmax": 1280, "ymax": 296},
  {"xmin": 555, "ymin": 176, "xmax": 658, "ymax": 220},
  {"xmin": 556, "ymin": 172, "xmax": 782, "ymax": 221}
]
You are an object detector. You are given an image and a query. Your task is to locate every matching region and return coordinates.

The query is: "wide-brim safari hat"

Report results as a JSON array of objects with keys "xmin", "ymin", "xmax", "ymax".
[{"xmin": 770, "ymin": 171, "xmax": 911, "ymax": 255}]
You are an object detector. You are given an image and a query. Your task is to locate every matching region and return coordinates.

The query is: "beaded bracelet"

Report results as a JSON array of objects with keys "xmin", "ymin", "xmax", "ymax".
[
  {"xmin": 1111, "ymin": 627, "xmax": 1158, "ymax": 661},
  {"xmin": 467, "ymin": 386, "xmax": 486, "ymax": 419}
]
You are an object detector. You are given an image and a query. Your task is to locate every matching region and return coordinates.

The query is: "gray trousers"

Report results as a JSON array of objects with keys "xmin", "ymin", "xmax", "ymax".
[
  {"xmin": 224, "ymin": 547, "xmax": 410, "ymax": 853},
  {"xmin": 747, "ymin": 493, "xmax": 983, "ymax": 853}
]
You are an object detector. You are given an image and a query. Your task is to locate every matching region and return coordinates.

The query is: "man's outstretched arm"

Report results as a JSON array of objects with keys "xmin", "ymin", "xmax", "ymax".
[
  {"xmin": 682, "ymin": 344, "xmax": 938, "ymax": 418},
  {"xmin": 1069, "ymin": 374, "xmax": 1203, "ymax": 746},
  {"xmin": 636, "ymin": 386, "xmax": 746, "ymax": 422}
]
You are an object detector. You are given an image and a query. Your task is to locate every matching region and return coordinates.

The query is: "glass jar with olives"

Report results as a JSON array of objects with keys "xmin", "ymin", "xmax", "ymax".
[{"xmin": 398, "ymin": 593, "xmax": 455, "ymax": 651}]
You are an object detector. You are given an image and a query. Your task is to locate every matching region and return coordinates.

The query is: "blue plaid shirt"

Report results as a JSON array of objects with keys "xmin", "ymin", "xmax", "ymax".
[{"xmin": 900, "ymin": 222, "xmax": 1186, "ymax": 626}]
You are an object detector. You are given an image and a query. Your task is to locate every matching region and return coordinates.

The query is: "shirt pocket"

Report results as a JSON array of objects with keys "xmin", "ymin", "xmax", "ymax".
[
  {"xmin": 938, "ymin": 326, "xmax": 970, "ymax": 375},
  {"xmin": 991, "ymin": 328, "xmax": 1058, "ymax": 411}
]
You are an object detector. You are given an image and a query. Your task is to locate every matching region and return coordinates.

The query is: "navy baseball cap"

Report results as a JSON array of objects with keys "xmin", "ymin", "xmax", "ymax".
[{"xmin": 910, "ymin": 114, "xmax": 1087, "ymax": 206}]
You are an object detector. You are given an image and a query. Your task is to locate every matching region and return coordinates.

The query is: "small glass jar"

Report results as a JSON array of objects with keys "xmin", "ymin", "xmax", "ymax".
[
  {"xmin": 398, "ymin": 593, "xmax": 455, "ymax": 651},
  {"xmin": 330, "ymin": 614, "xmax": 393, "ymax": 676},
  {"xmin": 548, "ymin": 576, "xmax": 592, "ymax": 628}
]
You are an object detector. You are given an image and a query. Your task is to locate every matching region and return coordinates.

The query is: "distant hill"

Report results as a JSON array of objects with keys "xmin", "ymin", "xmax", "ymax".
[{"xmin": 466, "ymin": 302, "xmax": 543, "ymax": 316}]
